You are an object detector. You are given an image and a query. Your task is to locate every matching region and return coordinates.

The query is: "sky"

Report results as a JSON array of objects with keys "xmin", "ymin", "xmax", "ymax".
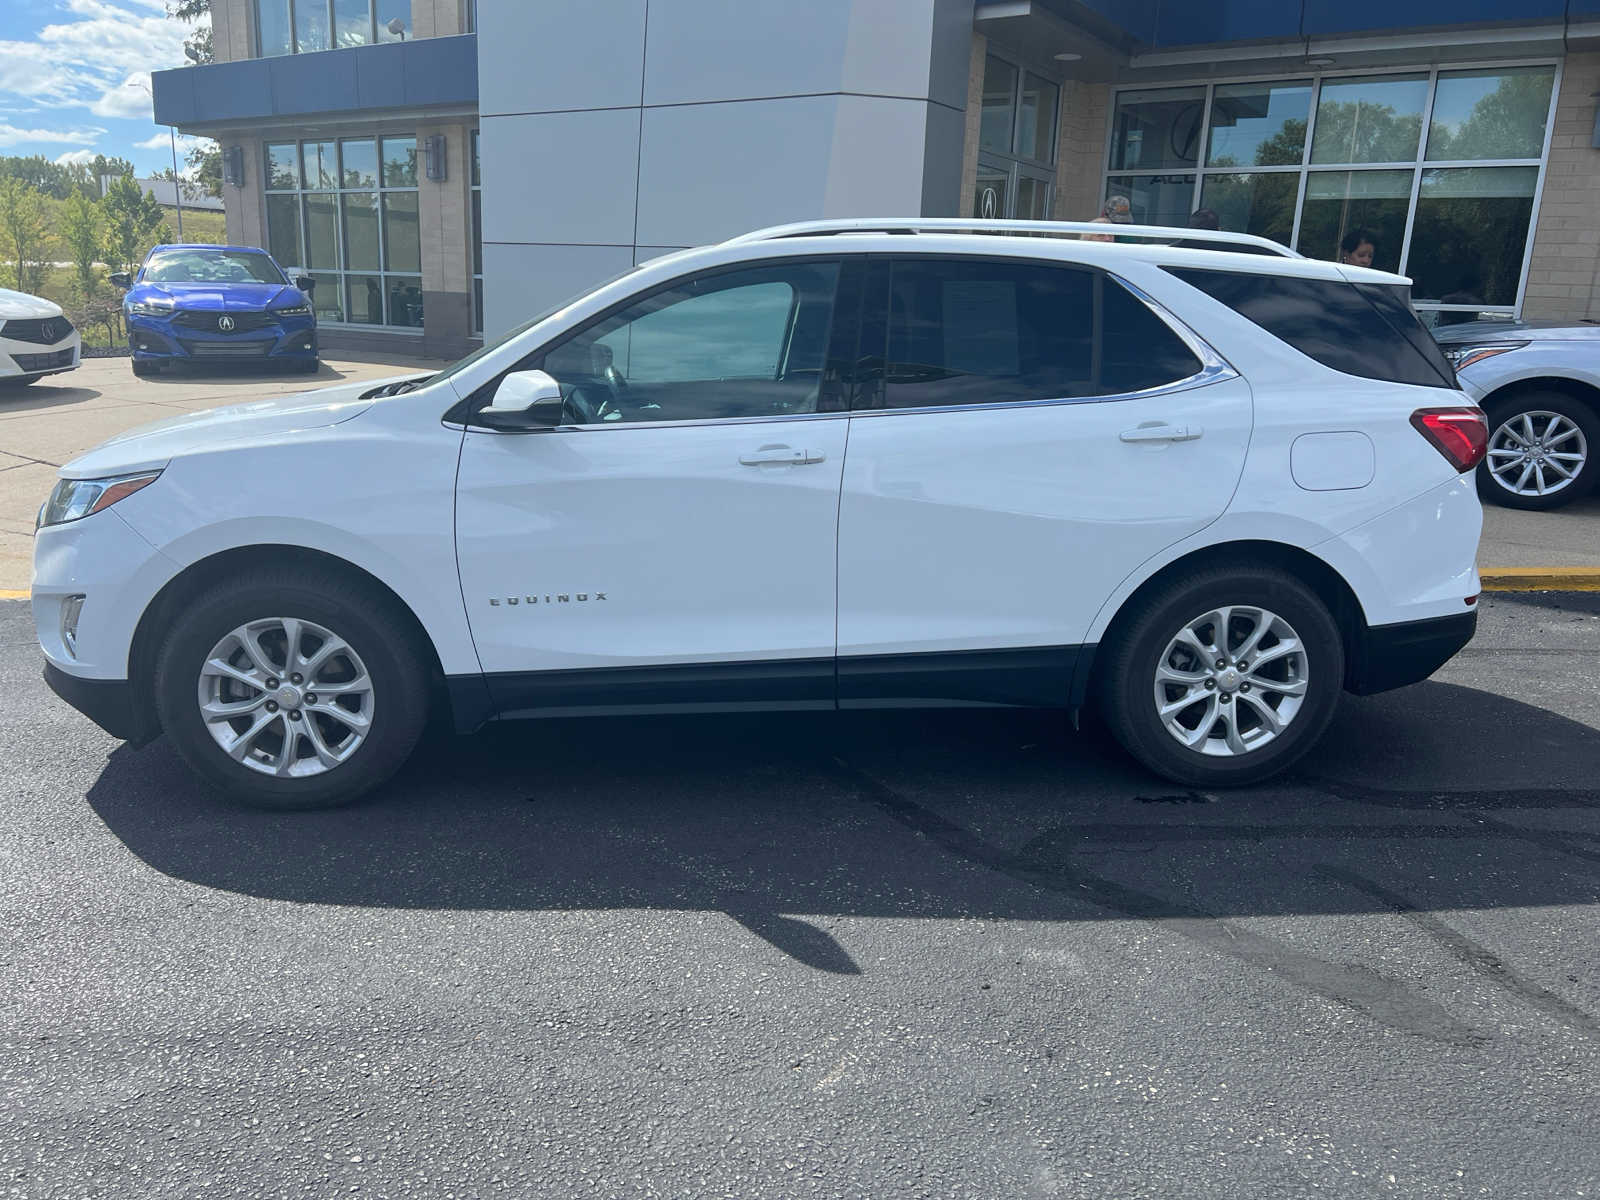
[{"xmin": 0, "ymin": 0, "xmax": 210, "ymax": 177}]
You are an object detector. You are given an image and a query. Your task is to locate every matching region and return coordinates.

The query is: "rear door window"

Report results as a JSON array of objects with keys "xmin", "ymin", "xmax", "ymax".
[
  {"xmin": 1164, "ymin": 267, "xmax": 1457, "ymax": 389},
  {"xmin": 862, "ymin": 258, "xmax": 1203, "ymax": 410}
]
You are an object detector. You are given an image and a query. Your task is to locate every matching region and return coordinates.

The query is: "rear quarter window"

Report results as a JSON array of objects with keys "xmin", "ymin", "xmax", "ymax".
[{"xmin": 1164, "ymin": 268, "xmax": 1457, "ymax": 389}]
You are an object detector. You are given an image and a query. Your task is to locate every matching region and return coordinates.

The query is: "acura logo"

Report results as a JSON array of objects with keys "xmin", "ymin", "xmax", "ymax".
[
  {"xmin": 218, "ymin": 315, "xmax": 235, "ymax": 332},
  {"xmin": 39, "ymin": 320, "xmax": 55, "ymax": 342}
]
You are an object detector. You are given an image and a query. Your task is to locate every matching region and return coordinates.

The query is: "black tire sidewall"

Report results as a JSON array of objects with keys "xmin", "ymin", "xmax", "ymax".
[
  {"xmin": 1476, "ymin": 392, "xmax": 1600, "ymax": 511},
  {"xmin": 1103, "ymin": 568, "xmax": 1344, "ymax": 787},
  {"xmin": 154, "ymin": 574, "xmax": 427, "ymax": 809}
]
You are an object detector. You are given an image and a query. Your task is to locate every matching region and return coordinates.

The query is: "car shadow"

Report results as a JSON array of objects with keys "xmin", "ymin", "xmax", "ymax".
[
  {"xmin": 86, "ymin": 677, "xmax": 1600, "ymax": 984},
  {"xmin": 0, "ymin": 383, "xmax": 104, "ymax": 413},
  {"xmin": 135, "ymin": 361, "xmax": 356, "ymax": 386}
]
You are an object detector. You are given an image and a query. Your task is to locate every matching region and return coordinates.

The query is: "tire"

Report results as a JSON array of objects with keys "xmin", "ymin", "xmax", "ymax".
[
  {"xmin": 131, "ymin": 358, "xmax": 159, "ymax": 378},
  {"xmin": 1476, "ymin": 390, "xmax": 1599, "ymax": 511},
  {"xmin": 1098, "ymin": 566, "xmax": 1344, "ymax": 788},
  {"xmin": 153, "ymin": 567, "xmax": 429, "ymax": 809}
]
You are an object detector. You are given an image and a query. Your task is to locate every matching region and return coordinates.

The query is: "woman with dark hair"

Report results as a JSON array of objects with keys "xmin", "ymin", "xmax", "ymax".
[{"xmin": 1338, "ymin": 229, "xmax": 1376, "ymax": 268}]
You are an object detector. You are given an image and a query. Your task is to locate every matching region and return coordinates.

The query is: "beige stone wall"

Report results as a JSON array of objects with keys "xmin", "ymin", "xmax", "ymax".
[
  {"xmin": 418, "ymin": 122, "xmax": 474, "ymax": 294},
  {"xmin": 212, "ymin": 0, "xmax": 252, "ymax": 62},
  {"xmin": 223, "ymin": 135, "xmax": 267, "ymax": 250},
  {"xmin": 958, "ymin": 33, "xmax": 986, "ymax": 219},
  {"xmin": 1052, "ymin": 79, "xmax": 1110, "ymax": 224},
  {"xmin": 1521, "ymin": 53, "xmax": 1600, "ymax": 322}
]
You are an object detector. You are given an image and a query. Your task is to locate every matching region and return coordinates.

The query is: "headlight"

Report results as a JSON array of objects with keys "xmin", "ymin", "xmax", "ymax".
[
  {"xmin": 127, "ymin": 300, "xmax": 175, "ymax": 317},
  {"xmin": 36, "ymin": 471, "xmax": 161, "ymax": 529},
  {"xmin": 271, "ymin": 304, "xmax": 313, "ymax": 317},
  {"xmin": 1439, "ymin": 341, "xmax": 1527, "ymax": 371}
]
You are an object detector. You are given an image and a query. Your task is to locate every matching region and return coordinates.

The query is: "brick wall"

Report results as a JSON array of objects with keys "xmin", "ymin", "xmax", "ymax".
[
  {"xmin": 958, "ymin": 33, "xmax": 986, "ymax": 218},
  {"xmin": 1521, "ymin": 52, "xmax": 1600, "ymax": 323},
  {"xmin": 1053, "ymin": 79, "xmax": 1110, "ymax": 224}
]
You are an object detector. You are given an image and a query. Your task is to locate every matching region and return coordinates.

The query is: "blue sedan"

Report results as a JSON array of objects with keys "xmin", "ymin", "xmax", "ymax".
[{"xmin": 112, "ymin": 245, "xmax": 319, "ymax": 377}]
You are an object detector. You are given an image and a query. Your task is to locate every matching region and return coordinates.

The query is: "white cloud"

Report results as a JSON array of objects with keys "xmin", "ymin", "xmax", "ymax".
[
  {"xmin": 0, "ymin": 2, "xmax": 203, "ymax": 116},
  {"xmin": 55, "ymin": 149, "xmax": 101, "ymax": 166},
  {"xmin": 0, "ymin": 123, "xmax": 107, "ymax": 148},
  {"xmin": 90, "ymin": 73, "xmax": 154, "ymax": 119}
]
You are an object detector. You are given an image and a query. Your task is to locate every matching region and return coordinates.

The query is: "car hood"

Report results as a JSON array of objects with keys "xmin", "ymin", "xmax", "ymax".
[
  {"xmin": 0, "ymin": 287, "xmax": 63, "ymax": 319},
  {"xmin": 61, "ymin": 376, "xmax": 410, "ymax": 479},
  {"xmin": 130, "ymin": 281, "xmax": 303, "ymax": 311},
  {"xmin": 1432, "ymin": 319, "xmax": 1600, "ymax": 344}
]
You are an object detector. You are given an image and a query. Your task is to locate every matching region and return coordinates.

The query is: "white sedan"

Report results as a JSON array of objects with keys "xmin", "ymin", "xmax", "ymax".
[{"xmin": 0, "ymin": 289, "xmax": 81, "ymax": 388}]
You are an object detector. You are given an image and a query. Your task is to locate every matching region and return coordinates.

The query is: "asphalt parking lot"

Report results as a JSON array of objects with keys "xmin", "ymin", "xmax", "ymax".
[{"xmin": 4, "ymin": 590, "xmax": 1600, "ymax": 1197}]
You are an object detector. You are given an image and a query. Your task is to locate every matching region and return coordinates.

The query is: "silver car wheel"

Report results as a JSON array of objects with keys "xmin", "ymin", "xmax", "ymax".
[
  {"xmin": 196, "ymin": 617, "xmax": 375, "ymax": 778},
  {"xmin": 1153, "ymin": 606, "xmax": 1309, "ymax": 758},
  {"xmin": 1486, "ymin": 410, "xmax": 1588, "ymax": 499}
]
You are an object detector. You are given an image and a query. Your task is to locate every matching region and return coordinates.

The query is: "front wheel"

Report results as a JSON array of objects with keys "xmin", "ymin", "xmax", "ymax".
[
  {"xmin": 1477, "ymin": 392, "xmax": 1598, "ymax": 511},
  {"xmin": 1098, "ymin": 567, "xmax": 1344, "ymax": 787},
  {"xmin": 153, "ymin": 568, "xmax": 429, "ymax": 809}
]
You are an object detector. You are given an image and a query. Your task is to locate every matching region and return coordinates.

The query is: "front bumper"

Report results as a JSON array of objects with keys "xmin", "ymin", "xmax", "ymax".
[
  {"xmin": 128, "ymin": 313, "xmax": 317, "ymax": 363},
  {"xmin": 1346, "ymin": 610, "xmax": 1478, "ymax": 695},
  {"xmin": 0, "ymin": 332, "xmax": 81, "ymax": 380},
  {"xmin": 43, "ymin": 662, "xmax": 158, "ymax": 744}
]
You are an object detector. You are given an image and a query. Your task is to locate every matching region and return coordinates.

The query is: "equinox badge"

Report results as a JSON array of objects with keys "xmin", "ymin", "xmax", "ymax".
[{"xmin": 489, "ymin": 592, "xmax": 607, "ymax": 606}]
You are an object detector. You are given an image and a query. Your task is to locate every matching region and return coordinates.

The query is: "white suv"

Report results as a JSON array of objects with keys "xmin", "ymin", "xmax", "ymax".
[{"xmin": 32, "ymin": 219, "xmax": 1486, "ymax": 808}]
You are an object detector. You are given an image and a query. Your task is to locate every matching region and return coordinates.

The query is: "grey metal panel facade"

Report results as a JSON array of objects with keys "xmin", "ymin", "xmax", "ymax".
[{"xmin": 478, "ymin": 0, "xmax": 973, "ymax": 333}]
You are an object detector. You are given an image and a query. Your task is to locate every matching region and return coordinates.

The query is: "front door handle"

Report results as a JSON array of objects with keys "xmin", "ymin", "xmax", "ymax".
[
  {"xmin": 1119, "ymin": 423, "xmax": 1203, "ymax": 443},
  {"xmin": 739, "ymin": 444, "xmax": 826, "ymax": 466}
]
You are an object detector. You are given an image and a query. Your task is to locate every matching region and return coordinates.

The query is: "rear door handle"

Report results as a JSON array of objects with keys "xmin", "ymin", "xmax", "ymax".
[
  {"xmin": 1119, "ymin": 423, "xmax": 1203, "ymax": 443},
  {"xmin": 739, "ymin": 444, "xmax": 826, "ymax": 466}
]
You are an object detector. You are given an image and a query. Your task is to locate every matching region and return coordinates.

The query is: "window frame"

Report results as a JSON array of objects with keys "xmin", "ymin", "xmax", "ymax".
[
  {"xmin": 1101, "ymin": 58, "xmax": 1562, "ymax": 319},
  {"xmin": 262, "ymin": 135, "xmax": 424, "ymax": 331},
  {"xmin": 458, "ymin": 255, "xmax": 857, "ymax": 432},
  {"xmin": 254, "ymin": 0, "xmax": 408, "ymax": 55},
  {"xmin": 848, "ymin": 254, "xmax": 1234, "ymax": 418},
  {"xmin": 975, "ymin": 50, "xmax": 1063, "ymax": 221}
]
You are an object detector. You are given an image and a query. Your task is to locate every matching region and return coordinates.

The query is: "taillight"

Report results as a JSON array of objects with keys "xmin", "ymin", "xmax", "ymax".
[{"xmin": 1410, "ymin": 407, "xmax": 1488, "ymax": 473}]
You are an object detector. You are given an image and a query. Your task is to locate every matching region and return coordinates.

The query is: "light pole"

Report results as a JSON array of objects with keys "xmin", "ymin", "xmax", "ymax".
[{"xmin": 128, "ymin": 81, "xmax": 183, "ymax": 241}]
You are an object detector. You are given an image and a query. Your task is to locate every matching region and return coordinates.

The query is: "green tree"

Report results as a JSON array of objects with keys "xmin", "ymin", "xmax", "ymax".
[
  {"xmin": 185, "ymin": 139, "xmax": 222, "ymax": 198},
  {"xmin": 102, "ymin": 176, "xmax": 167, "ymax": 273},
  {"xmin": 168, "ymin": 0, "xmax": 213, "ymax": 64},
  {"xmin": 0, "ymin": 177, "xmax": 49, "ymax": 293},
  {"xmin": 1428, "ymin": 71, "xmax": 1555, "ymax": 160},
  {"xmin": 60, "ymin": 192, "xmax": 104, "ymax": 300}
]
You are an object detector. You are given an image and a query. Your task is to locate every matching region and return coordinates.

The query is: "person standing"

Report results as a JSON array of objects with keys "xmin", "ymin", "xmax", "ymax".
[{"xmin": 1338, "ymin": 229, "xmax": 1376, "ymax": 268}]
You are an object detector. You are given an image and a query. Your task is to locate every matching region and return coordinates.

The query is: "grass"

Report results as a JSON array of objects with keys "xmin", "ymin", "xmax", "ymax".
[{"xmin": 158, "ymin": 205, "xmax": 226, "ymax": 245}]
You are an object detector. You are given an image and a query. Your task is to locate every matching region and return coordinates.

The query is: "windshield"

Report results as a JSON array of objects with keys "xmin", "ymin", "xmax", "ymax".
[
  {"xmin": 427, "ymin": 265, "xmax": 643, "ymax": 388},
  {"xmin": 143, "ymin": 250, "xmax": 287, "ymax": 286}
]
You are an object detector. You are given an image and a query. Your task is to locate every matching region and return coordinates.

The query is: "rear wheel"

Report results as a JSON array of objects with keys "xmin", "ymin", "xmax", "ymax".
[
  {"xmin": 1477, "ymin": 391, "xmax": 1599, "ymax": 511},
  {"xmin": 153, "ymin": 568, "xmax": 429, "ymax": 809},
  {"xmin": 1099, "ymin": 566, "xmax": 1344, "ymax": 787}
]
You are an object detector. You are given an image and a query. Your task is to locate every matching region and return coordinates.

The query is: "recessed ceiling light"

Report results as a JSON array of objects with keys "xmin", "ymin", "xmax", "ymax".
[
  {"xmin": 1053, "ymin": 52, "xmax": 1083, "ymax": 61},
  {"xmin": 1306, "ymin": 55, "xmax": 1336, "ymax": 67}
]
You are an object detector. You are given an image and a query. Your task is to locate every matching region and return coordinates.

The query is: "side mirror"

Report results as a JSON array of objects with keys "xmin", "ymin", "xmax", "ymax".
[
  {"xmin": 476, "ymin": 369, "xmax": 564, "ymax": 431},
  {"xmin": 295, "ymin": 274, "xmax": 316, "ymax": 293},
  {"xmin": 109, "ymin": 272, "xmax": 131, "ymax": 289}
]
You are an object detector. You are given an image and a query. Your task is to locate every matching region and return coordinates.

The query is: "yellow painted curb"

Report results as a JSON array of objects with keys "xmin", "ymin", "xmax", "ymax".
[
  {"xmin": 1480, "ymin": 568, "xmax": 1600, "ymax": 592},
  {"xmin": 0, "ymin": 589, "xmax": 27, "ymax": 600}
]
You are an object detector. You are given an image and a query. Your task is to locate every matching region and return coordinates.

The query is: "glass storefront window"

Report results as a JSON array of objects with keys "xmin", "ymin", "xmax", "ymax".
[
  {"xmin": 339, "ymin": 139, "xmax": 378, "ymax": 189},
  {"xmin": 293, "ymin": 0, "xmax": 330, "ymax": 52},
  {"xmin": 1015, "ymin": 174, "xmax": 1051, "ymax": 221},
  {"xmin": 265, "ymin": 194, "xmax": 301, "ymax": 268},
  {"xmin": 1106, "ymin": 175, "xmax": 1196, "ymax": 228},
  {"xmin": 265, "ymin": 143, "xmax": 299, "ymax": 191},
  {"xmin": 1198, "ymin": 172, "xmax": 1298, "ymax": 245},
  {"xmin": 387, "ymin": 278, "xmax": 424, "ymax": 328},
  {"xmin": 341, "ymin": 192, "xmax": 380, "ymax": 271},
  {"xmin": 346, "ymin": 274, "xmax": 384, "ymax": 324},
  {"xmin": 382, "ymin": 138, "xmax": 418, "ymax": 188},
  {"xmin": 382, "ymin": 194, "xmax": 420, "ymax": 273},
  {"xmin": 1207, "ymin": 81, "xmax": 1312, "ymax": 167},
  {"xmin": 1110, "ymin": 87, "xmax": 1205, "ymax": 172},
  {"xmin": 332, "ymin": 0, "xmax": 369, "ymax": 46},
  {"xmin": 375, "ymin": 0, "xmax": 409, "ymax": 42},
  {"xmin": 303, "ymin": 193, "xmax": 339, "ymax": 269},
  {"xmin": 1310, "ymin": 74, "xmax": 1428, "ymax": 164},
  {"xmin": 258, "ymin": 0, "xmax": 292, "ymax": 56},
  {"xmin": 980, "ymin": 56, "xmax": 1018, "ymax": 155},
  {"xmin": 304, "ymin": 141, "xmax": 338, "ymax": 190},
  {"xmin": 1409, "ymin": 166, "xmax": 1538, "ymax": 304},
  {"xmin": 1427, "ymin": 67, "xmax": 1556, "ymax": 161},
  {"xmin": 1017, "ymin": 73, "xmax": 1059, "ymax": 164},
  {"xmin": 1298, "ymin": 169, "xmax": 1413, "ymax": 273}
]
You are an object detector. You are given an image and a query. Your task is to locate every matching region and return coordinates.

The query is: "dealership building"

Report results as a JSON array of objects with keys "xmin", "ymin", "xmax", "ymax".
[{"xmin": 153, "ymin": 0, "xmax": 1600, "ymax": 358}]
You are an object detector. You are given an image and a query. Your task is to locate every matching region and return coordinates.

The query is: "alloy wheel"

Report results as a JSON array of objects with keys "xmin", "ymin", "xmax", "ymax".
[
  {"xmin": 196, "ymin": 617, "xmax": 375, "ymax": 777},
  {"xmin": 1153, "ymin": 606, "xmax": 1309, "ymax": 758},
  {"xmin": 1485, "ymin": 410, "xmax": 1588, "ymax": 499}
]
